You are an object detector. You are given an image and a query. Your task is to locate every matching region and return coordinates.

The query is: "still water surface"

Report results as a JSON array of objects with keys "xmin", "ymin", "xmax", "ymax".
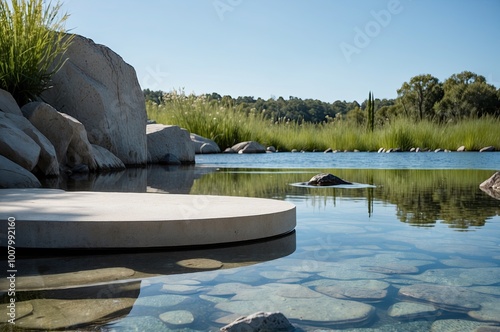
[{"xmin": 2, "ymin": 152, "xmax": 500, "ymax": 331}]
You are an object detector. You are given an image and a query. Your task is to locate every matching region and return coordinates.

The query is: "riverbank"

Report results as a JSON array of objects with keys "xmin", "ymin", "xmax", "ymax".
[{"xmin": 146, "ymin": 98, "xmax": 500, "ymax": 153}]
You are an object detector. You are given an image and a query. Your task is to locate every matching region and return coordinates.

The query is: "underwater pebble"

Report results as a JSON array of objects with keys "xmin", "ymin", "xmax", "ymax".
[
  {"xmin": 108, "ymin": 316, "xmax": 172, "ymax": 332},
  {"xmin": 387, "ymin": 301, "xmax": 437, "ymax": 319},
  {"xmin": 398, "ymin": 284, "xmax": 482, "ymax": 312},
  {"xmin": 134, "ymin": 294, "xmax": 188, "ymax": 308},
  {"xmin": 431, "ymin": 319, "xmax": 491, "ymax": 332},
  {"xmin": 159, "ymin": 310, "xmax": 194, "ymax": 325},
  {"xmin": 469, "ymin": 300, "xmax": 500, "ymax": 323},
  {"xmin": 259, "ymin": 270, "xmax": 310, "ymax": 280},
  {"xmin": 441, "ymin": 257, "xmax": 497, "ymax": 268},
  {"xmin": 161, "ymin": 284, "xmax": 203, "ymax": 294},
  {"xmin": 176, "ymin": 258, "xmax": 223, "ymax": 270}
]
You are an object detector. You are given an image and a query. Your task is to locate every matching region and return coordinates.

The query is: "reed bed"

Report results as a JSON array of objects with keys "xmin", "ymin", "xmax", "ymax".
[{"xmin": 147, "ymin": 92, "xmax": 500, "ymax": 152}]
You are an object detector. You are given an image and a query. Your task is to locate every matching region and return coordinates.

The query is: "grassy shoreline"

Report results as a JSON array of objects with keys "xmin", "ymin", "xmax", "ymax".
[{"xmin": 146, "ymin": 93, "xmax": 500, "ymax": 152}]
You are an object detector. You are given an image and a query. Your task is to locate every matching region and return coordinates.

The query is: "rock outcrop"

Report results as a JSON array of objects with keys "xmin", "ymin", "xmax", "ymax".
[
  {"xmin": 41, "ymin": 34, "xmax": 147, "ymax": 165},
  {"xmin": 190, "ymin": 133, "xmax": 220, "ymax": 154},
  {"xmin": 0, "ymin": 155, "xmax": 41, "ymax": 188},
  {"xmin": 0, "ymin": 88, "xmax": 23, "ymax": 116},
  {"xmin": 307, "ymin": 173, "xmax": 352, "ymax": 186},
  {"xmin": 0, "ymin": 118, "xmax": 40, "ymax": 171},
  {"xmin": 231, "ymin": 141, "xmax": 266, "ymax": 154},
  {"xmin": 1, "ymin": 112, "xmax": 59, "ymax": 176},
  {"xmin": 22, "ymin": 102, "xmax": 97, "ymax": 172},
  {"xmin": 147, "ymin": 124, "xmax": 195, "ymax": 164},
  {"xmin": 92, "ymin": 144, "xmax": 125, "ymax": 171}
]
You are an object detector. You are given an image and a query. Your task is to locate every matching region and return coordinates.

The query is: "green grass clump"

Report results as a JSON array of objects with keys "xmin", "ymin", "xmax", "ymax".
[
  {"xmin": 0, "ymin": 0, "xmax": 73, "ymax": 105},
  {"xmin": 147, "ymin": 91, "xmax": 500, "ymax": 152}
]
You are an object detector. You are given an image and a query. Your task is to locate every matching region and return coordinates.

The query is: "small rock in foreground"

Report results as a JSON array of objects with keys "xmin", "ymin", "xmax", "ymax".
[{"xmin": 220, "ymin": 311, "xmax": 294, "ymax": 332}]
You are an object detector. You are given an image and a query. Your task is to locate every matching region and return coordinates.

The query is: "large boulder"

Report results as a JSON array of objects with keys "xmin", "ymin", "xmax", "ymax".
[
  {"xmin": 41, "ymin": 34, "xmax": 147, "ymax": 165},
  {"xmin": 231, "ymin": 141, "xmax": 266, "ymax": 154},
  {"xmin": 0, "ymin": 88, "xmax": 23, "ymax": 116},
  {"xmin": 146, "ymin": 124, "xmax": 195, "ymax": 164},
  {"xmin": 92, "ymin": 144, "xmax": 126, "ymax": 171},
  {"xmin": 190, "ymin": 133, "xmax": 220, "ymax": 154},
  {"xmin": 1, "ymin": 112, "xmax": 59, "ymax": 176},
  {"xmin": 480, "ymin": 171, "xmax": 500, "ymax": 200},
  {"xmin": 22, "ymin": 102, "xmax": 97, "ymax": 171},
  {"xmin": 0, "ymin": 155, "xmax": 41, "ymax": 188},
  {"xmin": 0, "ymin": 119, "xmax": 40, "ymax": 171}
]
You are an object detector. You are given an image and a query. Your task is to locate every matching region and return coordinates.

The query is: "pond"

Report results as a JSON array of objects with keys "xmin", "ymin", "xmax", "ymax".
[{"xmin": 2, "ymin": 152, "xmax": 500, "ymax": 331}]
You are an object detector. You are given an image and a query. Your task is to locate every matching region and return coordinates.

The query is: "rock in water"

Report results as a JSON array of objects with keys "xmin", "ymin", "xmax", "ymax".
[
  {"xmin": 480, "ymin": 171, "xmax": 500, "ymax": 200},
  {"xmin": 307, "ymin": 173, "xmax": 352, "ymax": 186},
  {"xmin": 220, "ymin": 311, "xmax": 294, "ymax": 331}
]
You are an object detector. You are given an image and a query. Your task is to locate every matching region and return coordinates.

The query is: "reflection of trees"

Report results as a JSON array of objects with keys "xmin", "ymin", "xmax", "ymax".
[
  {"xmin": 190, "ymin": 168, "xmax": 499, "ymax": 230},
  {"xmin": 376, "ymin": 169, "xmax": 498, "ymax": 229}
]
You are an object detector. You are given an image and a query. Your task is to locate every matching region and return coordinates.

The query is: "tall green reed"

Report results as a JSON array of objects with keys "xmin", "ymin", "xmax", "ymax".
[
  {"xmin": 146, "ymin": 91, "xmax": 500, "ymax": 152},
  {"xmin": 0, "ymin": 0, "xmax": 73, "ymax": 105}
]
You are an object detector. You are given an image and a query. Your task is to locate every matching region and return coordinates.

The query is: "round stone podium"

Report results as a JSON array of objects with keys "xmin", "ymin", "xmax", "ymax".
[{"xmin": 0, "ymin": 189, "xmax": 296, "ymax": 249}]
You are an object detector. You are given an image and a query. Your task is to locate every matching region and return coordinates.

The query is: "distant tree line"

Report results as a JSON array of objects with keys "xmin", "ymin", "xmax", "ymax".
[{"xmin": 144, "ymin": 71, "xmax": 500, "ymax": 126}]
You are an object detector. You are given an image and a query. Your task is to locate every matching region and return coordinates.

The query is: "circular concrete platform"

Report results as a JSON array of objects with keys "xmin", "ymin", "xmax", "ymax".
[{"xmin": 0, "ymin": 189, "xmax": 296, "ymax": 249}]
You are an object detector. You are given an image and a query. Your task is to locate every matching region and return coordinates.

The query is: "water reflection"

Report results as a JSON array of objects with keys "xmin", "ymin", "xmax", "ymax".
[
  {"xmin": 188, "ymin": 168, "xmax": 500, "ymax": 230},
  {"xmin": 44, "ymin": 166, "xmax": 499, "ymax": 230},
  {"xmin": 4, "ymin": 164, "xmax": 500, "ymax": 330},
  {"xmin": 40, "ymin": 165, "xmax": 217, "ymax": 194}
]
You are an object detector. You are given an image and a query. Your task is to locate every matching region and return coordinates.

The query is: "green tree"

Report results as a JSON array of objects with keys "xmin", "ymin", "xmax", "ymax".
[
  {"xmin": 397, "ymin": 74, "xmax": 443, "ymax": 121},
  {"xmin": 0, "ymin": 0, "xmax": 73, "ymax": 105},
  {"xmin": 346, "ymin": 106, "xmax": 364, "ymax": 126},
  {"xmin": 435, "ymin": 71, "xmax": 500, "ymax": 119},
  {"xmin": 143, "ymin": 89, "xmax": 164, "ymax": 104},
  {"xmin": 366, "ymin": 91, "xmax": 375, "ymax": 131}
]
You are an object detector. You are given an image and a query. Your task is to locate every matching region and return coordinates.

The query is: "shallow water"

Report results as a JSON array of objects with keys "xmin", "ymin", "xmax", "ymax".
[{"xmin": 1, "ymin": 152, "xmax": 500, "ymax": 331}]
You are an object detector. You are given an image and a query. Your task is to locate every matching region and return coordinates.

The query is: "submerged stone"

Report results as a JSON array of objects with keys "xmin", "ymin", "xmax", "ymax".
[
  {"xmin": 176, "ymin": 258, "xmax": 223, "ymax": 270},
  {"xmin": 469, "ymin": 300, "xmax": 500, "ymax": 323},
  {"xmin": 307, "ymin": 279, "xmax": 389, "ymax": 302},
  {"xmin": 0, "ymin": 301, "xmax": 33, "ymax": 323},
  {"xmin": 398, "ymin": 284, "xmax": 482, "ymax": 312},
  {"xmin": 161, "ymin": 283, "xmax": 203, "ymax": 294},
  {"xmin": 134, "ymin": 294, "xmax": 188, "ymax": 308},
  {"xmin": 207, "ymin": 282, "xmax": 254, "ymax": 296},
  {"xmin": 108, "ymin": 316, "xmax": 173, "ymax": 332},
  {"xmin": 410, "ymin": 267, "xmax": 500, "ymax": 287},
  {"xmin": 0, "ymin": 267, "xmax": 136, "ymax": 291},
  {"xmin": 13, "ymin": 298, "xmax": 135, "ymax": 330},
  {"xmin": 387, "ymin": 301, "xmax": 437, "ymax": 319},
  {"xmin": 431, "ymin": 319, "xmax": 492, "ymax": 332},
  {"xmin": 159, "ymin": 310, "xmax": 195, "ymax": 325},
  {"xmin": 214, "ymin": 283, "xmax": 375, "ymax": 326}
]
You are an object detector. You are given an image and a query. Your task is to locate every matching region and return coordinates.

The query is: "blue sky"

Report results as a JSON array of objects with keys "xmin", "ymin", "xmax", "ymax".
[{"xmin": 63, "ymin": 0, "xmax": 500, "ymax": 103}]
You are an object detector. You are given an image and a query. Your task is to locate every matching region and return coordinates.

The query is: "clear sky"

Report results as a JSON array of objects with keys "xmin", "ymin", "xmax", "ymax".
[{"xmin": 62, "ymin": 0, "xmax": 500, "ymax": 103}]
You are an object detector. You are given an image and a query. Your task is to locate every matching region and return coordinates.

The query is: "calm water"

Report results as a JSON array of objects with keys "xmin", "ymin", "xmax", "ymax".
[{"xmin": 2, "ymin": 152, "xmax": 500, "ymax": 331}]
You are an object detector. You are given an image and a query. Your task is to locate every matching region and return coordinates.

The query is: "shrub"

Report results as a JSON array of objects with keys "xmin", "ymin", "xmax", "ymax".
[{"xmin": 0, "ymin": 0, "xmax": 73, "ymax": 105}]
